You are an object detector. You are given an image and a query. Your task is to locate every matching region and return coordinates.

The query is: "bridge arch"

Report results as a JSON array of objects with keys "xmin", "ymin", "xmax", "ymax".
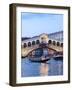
[
  {"xmin": 57, "ymin": 42, "xmax": 60, "ymax": 46},
  {"xmin": 24, "ymin": 43, "xmax": 27, "ymax": 48},
  {"xmin": 36, "ymin": 40, "xmax": 40, "ymax": 44},
  {"xmin": 28, "ymin": 42, "xmax": 31, "ymax": 47},
  {"xmin": 48, "ymin": 40, "xmax": 62, "ymax": 47},
  {"xmin": 53, "ymin": 41, "xmax": 56, "ymax": 45},
  {"xmin": 61, "ymin": 43, "xmax": 63, "ymax": 47},
  {"xmin": 48, "ymin": 40, "xmax": 52, "ymax": 44},
  {"xmin": 32, "ymin": 41, "xmax": 35, "ymax": 45},
  {"xmin": 27, "ymin": 47, "xmax": 57, "ymax": 57}
]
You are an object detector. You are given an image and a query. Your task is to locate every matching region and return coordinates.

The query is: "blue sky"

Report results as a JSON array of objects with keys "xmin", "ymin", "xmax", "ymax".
[{"xmin": 21, "ymin": 12, "xmax": 63, "ymax": 37}]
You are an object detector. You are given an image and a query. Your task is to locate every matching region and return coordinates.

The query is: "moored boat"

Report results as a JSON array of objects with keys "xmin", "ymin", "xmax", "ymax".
[
  {"xmin": 28, "ymin": 44, "xmax": 50, "ymax": 62},
  {"xmin": 29, "ymin": 56, "xmax": 51, "ymax": 62},
  {"xmin": 53, "ymin": 55, "xmax": 63, "ymax": 60}
]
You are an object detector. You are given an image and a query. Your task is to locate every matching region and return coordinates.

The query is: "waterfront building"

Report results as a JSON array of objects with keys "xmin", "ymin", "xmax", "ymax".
[{"xmin": 48, "ymin": 31, "xmax": 63, "ymax": 42}]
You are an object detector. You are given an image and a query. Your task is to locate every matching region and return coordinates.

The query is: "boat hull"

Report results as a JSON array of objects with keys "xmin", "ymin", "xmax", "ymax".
[
  {"xmin": 29, "ymin": 57, "xmax": 50, "ymax": 62},
  {"xmin": 53, "ymin": 55, "xmax": 63, "ymax": 60}
]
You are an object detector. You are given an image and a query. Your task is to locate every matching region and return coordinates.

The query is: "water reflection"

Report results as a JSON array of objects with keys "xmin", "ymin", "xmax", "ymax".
[
  {"xmin": 48, "ymin": 59, "xmax": 63, "ymax": 76},
  {"xmin": 21, "ymin": 58, "xmax": 63, "ymax": 77},
  {"xmin": 40, "ymin": 63, "xmax": 48, "ymax": 76}
]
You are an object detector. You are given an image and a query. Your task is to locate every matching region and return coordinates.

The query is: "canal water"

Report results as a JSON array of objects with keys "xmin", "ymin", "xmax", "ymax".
[{"xmin": 21, "ymin": 58, "xmax": 63, "ymax": 77}]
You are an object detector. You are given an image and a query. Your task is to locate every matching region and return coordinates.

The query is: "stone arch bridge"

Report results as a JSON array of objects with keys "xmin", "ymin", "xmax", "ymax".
[{"xmin": 21, "ymin": 34, "xmax": 63, "ymax": 58}]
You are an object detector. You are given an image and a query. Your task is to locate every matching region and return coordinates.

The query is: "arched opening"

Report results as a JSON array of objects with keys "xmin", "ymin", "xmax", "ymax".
[
  {"xmin": 57, "ymin": 42, "xmax": 60, "ymax": 46},
  {"xmin": 32, "ymin": 41, "xmax": 35, "ymax": 45},
  {"xmin": 36, "ymin": 40, "xmax": 40, "ymax": 44},
  {"xmin": 61, "ymin": 43, "xmax": 63, "ymax": 47},
  {"xmin": 24, "ymin": 43, "xmax": 27, "ymax": 48},
  {"xmin": 28, "ymin": 42, "xmax": 31, "ymax": 47},
  {"xmin": 48, "ymin": 40, "xmax": 52, "ymax": 44},
  {"xmin": 53, "ymin": 41, "xmax": 56, "ymax": 45}
]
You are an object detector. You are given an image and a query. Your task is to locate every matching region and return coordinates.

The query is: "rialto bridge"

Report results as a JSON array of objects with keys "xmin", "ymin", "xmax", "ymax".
[{"xmin": 21, "ymin": 33, "xmax": 63, "ymax": 58}]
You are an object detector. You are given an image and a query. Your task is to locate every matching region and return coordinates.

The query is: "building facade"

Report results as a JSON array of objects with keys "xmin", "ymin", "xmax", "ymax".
[{"xmin": 48, "ymin": 31, "xmax": 63, "ymax": 42}]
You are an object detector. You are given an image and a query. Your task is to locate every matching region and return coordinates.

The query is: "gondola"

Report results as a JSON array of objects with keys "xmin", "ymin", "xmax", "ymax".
[
  {"xmin": 53, "ymin": 55, "xmax": 63, "ymax": 60},
  {"xmin": 28, "ymin": 45, "xmax": 50, "ymax": 62},
  {"xmin": 29, "ymin": 56, "xmax": 51, "ymax": 62}
]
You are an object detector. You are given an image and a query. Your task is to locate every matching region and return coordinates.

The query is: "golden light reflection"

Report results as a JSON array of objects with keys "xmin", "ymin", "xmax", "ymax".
[{"xmin": 40, "ymin": 63, "xmax": 49, "ymax": 76}]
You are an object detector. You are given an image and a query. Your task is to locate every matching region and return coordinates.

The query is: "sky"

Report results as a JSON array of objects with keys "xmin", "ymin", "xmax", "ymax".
[{"xmin": 21, "ymin": 12, "xmax": 63, "ymax": 37}]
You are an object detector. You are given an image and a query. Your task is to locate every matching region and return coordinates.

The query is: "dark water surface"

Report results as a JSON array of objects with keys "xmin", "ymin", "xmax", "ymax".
[{"xmin": 21, "ymin": 58, "xmax": 63, "ymax": 77}]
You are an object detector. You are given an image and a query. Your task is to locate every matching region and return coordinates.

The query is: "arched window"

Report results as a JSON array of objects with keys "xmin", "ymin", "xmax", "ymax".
[
  {"xmin": 48, "ymin": 40, "xmax": 52, "ymax": 44},
  {"xmin": 61, "ymin": 43, "xmax": 63, "ymax": 47},
  {"xmin": 36, "ymin": 40, "xmax": 40, "ymax": 44},
  {"xmin": 24, "ymin": 43, "xmax": 27, "ymax": 48},
  {"xmin": 53, "ymin": 41, "xmax": 56, "ymax": 45},
  {"xmin": 32, "ymin": 41, "xmax": 35, "ymax": 45},
  {"xmin": 28, "ymin": 42, "xmax": 31, "ymax": 47},
  {"xmin": 57, "ymin": 42, "xmax": 60, "ymax": 46}
]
